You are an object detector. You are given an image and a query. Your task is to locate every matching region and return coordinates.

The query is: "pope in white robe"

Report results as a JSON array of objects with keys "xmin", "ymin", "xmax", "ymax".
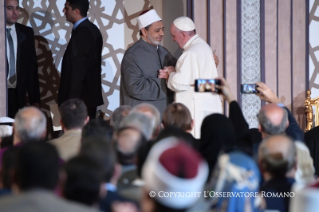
[{"xmin": 159, "ymin": 17, "xmax": 222, "ymax": 138}]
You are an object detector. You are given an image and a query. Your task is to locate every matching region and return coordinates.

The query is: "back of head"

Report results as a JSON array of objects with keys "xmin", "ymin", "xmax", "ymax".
[
  {"xmin": 131, "ymin": 103, "xmax": 161, "ymax": 137},
  {"xmin": 162, "ymin": 103, "xmax": 192, "ymax": 132},
  {"xmin": 14, "ymin": 107, "xmax": 46, "ymax": 143},
  {"xmin": 110, "ymin": 105, "xmax": 131, "ymax": 131},
  {"xmin": 67, "ymin": 0, "xmax": 89, "ymax": 17},
  {"xmin": 142, "ymin": 137, "xmax": 208, "ymax": 211},
  {"xmin": 120, "ymin": 111, "xmax": 153, "ymax": 140},
  {"xmin": 294, "ymin": 142, "xmax": 315, "ymax": 184},
  {"xmin": 258, "ymin": 135, "xmax": 296, "ymax": 178},
  {"xmin": 80, "ymin": 140, "xmax": 116, "ymax": 182},
  {"xmin": 81, "ymin": 118, "xmax": 113, "ymax": 144},
  {"xmin": 257, "ymin": 104, "xmax": 288, "ymax": 136},
  {"xmin": 200, "ymin": 114, "xmax": 236, "ymax": 170},
  {"xmin": 14, "ymin": 142, "xmax": 59, "ymax": 191},
  {"xmin": 59, "ymin": 98, "xmax": 88, "ymax": 130},
  {"xmin": 208, "ymin": 151, "xmax": 260, "ymax": 212},
  {"xmin": 115, "ymin": 126, "xmax": 147, "ymax": 166},
  {"xmin": 63, "ymin": 155, "xmax": 104, "ymax": 206}
]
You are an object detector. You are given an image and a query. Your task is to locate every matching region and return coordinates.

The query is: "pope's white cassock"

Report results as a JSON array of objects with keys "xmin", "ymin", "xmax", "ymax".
[{"xmin": 167, "ymin": 34, "xmax": 222, "ymax": 138}]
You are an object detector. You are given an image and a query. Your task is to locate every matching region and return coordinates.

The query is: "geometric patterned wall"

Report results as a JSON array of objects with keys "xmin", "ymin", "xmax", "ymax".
[
  {"xmin": 309, "ymin": 0, "xmax": 319, "ymax": 97},
  {"xmin": 241, "ymin": 0, "xmax": 261, "ymax": 128},
  {"xmin": 17, "ymin": 0, "xmax": 153, "ymax": 136}
]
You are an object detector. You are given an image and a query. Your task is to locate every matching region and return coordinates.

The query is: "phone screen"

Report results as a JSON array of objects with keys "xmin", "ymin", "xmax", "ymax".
[
  {"xmin": 195, "ymin": 79, "xmax": 221, "ymax": 93},
  {"xmin": 240, "ymin": 84, "xmax": 258, "ymax": 94}
]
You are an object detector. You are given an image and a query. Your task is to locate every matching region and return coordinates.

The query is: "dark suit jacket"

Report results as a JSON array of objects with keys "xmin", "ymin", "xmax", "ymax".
[
  {"xmin": 9, "ymin": 23, "xmax": 40, "ymax": 108},
  {"xmin": 304, "ymin": 126, "xmax": 319, "ymax": 176},
  {"xmin": 58, "ymin": 19, "xmax": 103, "ymax": 108}
]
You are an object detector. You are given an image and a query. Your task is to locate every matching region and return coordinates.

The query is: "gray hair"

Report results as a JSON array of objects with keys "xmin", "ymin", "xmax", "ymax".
[
  {"xmin": 14, "ymin": 107, "xmax": 46, "ymax": 142},
  {"xmin": 119, "ymin": 111, "xmax": 153, "ymax": 140},
  {"xmin": 110, "ymin": 105, "xmax": 131, "ymax": 131},
  {"xmin": 131, "ymin": 103, "xmax": 160, "ymax": 136},
  {"xmin": 257, "ymin": 107, "xmax": 288, "ymax": 135},
  {"xmin": 294, "ymin": 142, "xmax": 315, "ymax": 183},
  {"xmin": 259, "ymin": 135, "xmax": 296, "ymax": 177}
]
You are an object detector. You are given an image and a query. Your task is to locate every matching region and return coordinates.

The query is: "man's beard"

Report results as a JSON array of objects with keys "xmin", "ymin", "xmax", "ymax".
[{"xmin": 147, "ymin": 34, "xmax": 163, "ymax": 46}]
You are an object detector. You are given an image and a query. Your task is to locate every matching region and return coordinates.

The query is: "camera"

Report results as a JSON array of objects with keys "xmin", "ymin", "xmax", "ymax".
[
  {"xmin": 240, "ymin": 84, "xmax": 259, "ymax": 94},
  {"xmin": 194, "ymin": 79, "xmax": 221, "ymax": 93}
]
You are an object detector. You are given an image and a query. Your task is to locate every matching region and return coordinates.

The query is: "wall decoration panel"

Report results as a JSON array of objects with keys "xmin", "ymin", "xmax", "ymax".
[
  {"xmin": 309, "ymin": 0, "xmax": 319, "ymax": 97},
  {"xmin": 241, "ymin": 0, "xmax": 261, "ymax": 128}
]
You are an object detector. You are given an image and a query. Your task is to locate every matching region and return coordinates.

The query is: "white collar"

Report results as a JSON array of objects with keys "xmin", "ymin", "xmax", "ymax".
[
  {"xmin": 183, "ymin": 34, "xmax": 199, "ymax": 49},
  {"xmin": 6, "ymin": 23, "xmax": 16, "ymax": 31}
]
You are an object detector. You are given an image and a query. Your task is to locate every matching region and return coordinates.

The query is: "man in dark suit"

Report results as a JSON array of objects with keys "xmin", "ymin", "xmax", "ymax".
[
  {"xmin": 58, "ymin": 0, "xmax": 103, "ymax": 119},
  {"xmin": 5, "ymin": 0, "xmax": 41, "ymax": 118}
]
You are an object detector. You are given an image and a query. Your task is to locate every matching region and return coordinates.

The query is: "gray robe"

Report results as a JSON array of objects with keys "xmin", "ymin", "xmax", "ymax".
[{"xmin": 120, "ymin": 39, "xmax": 176, "ymax": 116}]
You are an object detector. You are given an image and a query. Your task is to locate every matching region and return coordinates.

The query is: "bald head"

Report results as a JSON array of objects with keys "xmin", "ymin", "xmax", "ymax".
[
  {"xmin": 257, "ymin": 104, "xmax": 288, "ymax": 137},
  {"xmin": 14, "ymin": 107, "xmax": 46, "ymax": 144},
  {"xmin": 258, "ymin": 135, "xmax": 296, "ymax": 178}
]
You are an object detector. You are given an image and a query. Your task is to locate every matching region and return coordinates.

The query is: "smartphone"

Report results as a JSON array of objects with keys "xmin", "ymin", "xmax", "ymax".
[
  {"xmin": 194, "ymin": 79, "xmax": 221, "ymax": 93},
  {"xmin": 240, "ymin": 84, "xmax": 258, "ymax": 94}
]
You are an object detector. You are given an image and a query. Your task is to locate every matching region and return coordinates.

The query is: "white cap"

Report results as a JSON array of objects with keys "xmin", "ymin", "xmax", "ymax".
[
  {"xmin": 173, "ymin": 16, "xmax": 196, "ymax": 31},
  {"xmin": 142, "ymin": 137, "xmax": 208, "ymax": 209},
  {"xmin": 137, "ymin": 9, "xmax": 162, "ymax": 30}
]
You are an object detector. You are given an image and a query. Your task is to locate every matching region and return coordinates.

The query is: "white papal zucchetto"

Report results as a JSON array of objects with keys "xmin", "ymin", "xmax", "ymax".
[{"xmin": 173, "ymin": 16, "xmax": 196, "ymax": 31}]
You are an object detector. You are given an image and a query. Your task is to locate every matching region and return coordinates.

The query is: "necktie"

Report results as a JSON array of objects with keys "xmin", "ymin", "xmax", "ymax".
[
  {"xmin": 157, "ymin": 46, "xmax": 163, "ymax": 69},
  {"xmin": 6, "ymin": 28, "xmax": 16, "ymax": 85}
]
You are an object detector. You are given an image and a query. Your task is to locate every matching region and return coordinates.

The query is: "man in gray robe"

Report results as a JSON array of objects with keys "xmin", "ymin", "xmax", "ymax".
[{"xmin": 120, "ymin": 9, "xmax": 176, "ymax": 116}]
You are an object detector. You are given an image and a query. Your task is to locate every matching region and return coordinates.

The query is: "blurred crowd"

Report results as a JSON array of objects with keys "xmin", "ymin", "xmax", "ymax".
[{"xmin": 0, "ymin": 77, "xmax": 316, "ymax": 212}]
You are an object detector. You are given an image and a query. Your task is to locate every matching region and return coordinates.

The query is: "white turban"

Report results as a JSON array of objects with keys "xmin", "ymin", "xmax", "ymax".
[
  {"xmin": 142, "ymin": 137, "xmax": 208, "ymax": 209},
  {"xmin": 173, "ymin": 16, "xmax": 196, "ymax": 31},
  {"xmin": 137, "ymin": 9, "xmax": 162, "ymax": 30}
]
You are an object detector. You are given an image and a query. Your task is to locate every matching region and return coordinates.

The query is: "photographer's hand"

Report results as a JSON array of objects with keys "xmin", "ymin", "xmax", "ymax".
[
  {"xmin": 215, "ymin": 77, "xmax": 235, "ymax": 103},
  {"xmin": 255, "ymin": 82, "xmax": 280, "ymax": 104}
]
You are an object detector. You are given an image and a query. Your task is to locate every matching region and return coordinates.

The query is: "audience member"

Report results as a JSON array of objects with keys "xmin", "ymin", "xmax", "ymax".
[
  {"xmin": 258, "ymin": 135, "xmax": 297, "ymax": 212},
  {"xmin": 62, "ymin": 155, "xmax": 104, "ymax": 207},
  {"xmin": 0, "ymin": 107, "xmax": 46, "ymax": 165},
  {"xmin": 80, "ymin": 139, "xmax": 136, "ymax": 212},
  {"xmin": 0, "ymin": 142, "xmax": 98, "ymax": 212},
  {"xmin": 208, "ymin": 151, "xmax": 261, "ymax": 212},
  {"xmin": 110, "ymin": 105, "xmax": 131, "ymax": 131},
  {"xmin": 257, "ymin": 104, "xmax": 288, "ymax": 139},
  {"xmin": 131, "ymin": 103, "xmax": 161, "ymax": 139},
  {"xmin": 81, "ymin": 118, "xmax": 113, "ymax": 144},
  {"xmin": 12, "ymin": 107, "xmax": 46, "ymax": 145},
  {"xmin": 142, "ymin": 137, "xmax": 208, "ymax": 212},
  {"xmin": 256, "ymin": 82, "xmax": 304, "ymax": 142},
  {"xmin": 162, "ymin": 103, "xmax": 193, "ymax": 132},
  {"xmin": 119, "ymin": 111, "xmax": 153, "ymax": 140},
  {"xmin": 200, "ymin": 113, "xmax": 236, "ymax": 178},
  {"xmin": 0, "ymin": 147, "xmax": 20, "ymax": 197},
  {"xmin": 292, "ymin": 142, "xmax": 316, "ymax": 191},
  {"xmin": 49, "ymin": 98, "xmax": 88, "ymax": 161}
]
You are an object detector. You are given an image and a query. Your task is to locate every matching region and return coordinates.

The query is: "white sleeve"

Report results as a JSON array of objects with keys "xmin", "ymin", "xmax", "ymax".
[{"xmin": 167, "ymin": 52, "xmax": 198, "ymax": 92}]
